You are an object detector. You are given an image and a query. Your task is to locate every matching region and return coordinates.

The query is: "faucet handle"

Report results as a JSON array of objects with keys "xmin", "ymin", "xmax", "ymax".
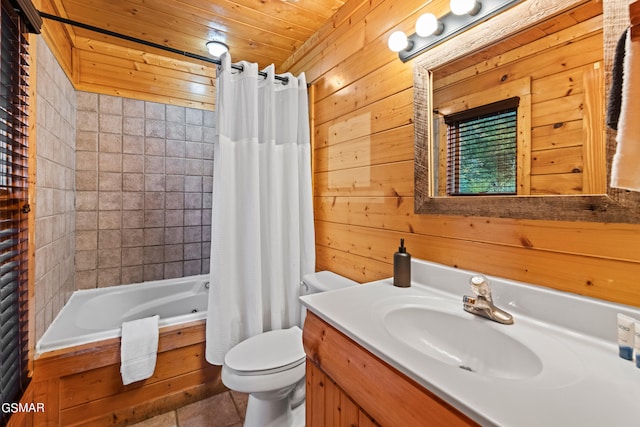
[{"xmin": 469, "ymin": 275, "xmax": 492, "ymax": 302}]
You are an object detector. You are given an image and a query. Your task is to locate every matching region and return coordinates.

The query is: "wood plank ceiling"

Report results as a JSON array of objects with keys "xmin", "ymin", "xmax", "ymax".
[
  {"xmin": 46, "ymin": 0, "xmax": 345, "ymax": 69},
  {"xmin": 37, "ymin": 0, "xmax": 346, "ymax": 108}
]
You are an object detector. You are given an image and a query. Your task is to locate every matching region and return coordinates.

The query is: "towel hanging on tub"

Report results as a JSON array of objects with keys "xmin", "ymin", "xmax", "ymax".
[{"xmin": 120, "ymin": 315, "xmax": 160, "ymax": 385}]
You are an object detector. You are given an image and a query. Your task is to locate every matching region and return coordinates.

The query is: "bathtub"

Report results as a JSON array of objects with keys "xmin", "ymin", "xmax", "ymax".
[
  {"xmin": 36, "ymin": 274, "xmax": 210, "ymax": 356},
  {"xmin": 33, "ymin": 274, "xmax": 224, "ymax": 427}
]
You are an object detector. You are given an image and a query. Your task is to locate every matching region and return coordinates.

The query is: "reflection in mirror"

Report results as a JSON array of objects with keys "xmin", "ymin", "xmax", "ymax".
[
  {"xmin": 432, "ymin": 0, "xmax": 604, "ymax": 197},
  {"xmin": 414, "ymin": 0, "xmax": 640, "ymax": 223},
  {"xmin": 437, "ymin": 96, "xmax": 521, "ymax": 196}
]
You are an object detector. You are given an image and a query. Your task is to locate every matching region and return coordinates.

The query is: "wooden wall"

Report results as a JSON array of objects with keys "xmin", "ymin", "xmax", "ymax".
[
  {"xmin": 33, "ymin": 0, "xmax": 640, "ymax": 308},
  {"xmin": 284, "ymin": 0, "xmax": 640, "ymax": 308}
]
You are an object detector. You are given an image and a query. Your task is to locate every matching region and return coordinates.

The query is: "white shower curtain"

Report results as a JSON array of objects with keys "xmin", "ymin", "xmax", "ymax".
[{"xmin": 205, "ymin": 53, "xmax": 315, "ymax": 365}]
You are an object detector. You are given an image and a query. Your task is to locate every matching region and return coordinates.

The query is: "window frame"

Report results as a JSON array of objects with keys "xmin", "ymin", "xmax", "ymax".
[
  {"xmin": 444, "ymin": 97, "xmax": 520, "ymax": 196},
  {"xmin": 433, "ymin": 77, "xmax": 532, "ymax": 197}
]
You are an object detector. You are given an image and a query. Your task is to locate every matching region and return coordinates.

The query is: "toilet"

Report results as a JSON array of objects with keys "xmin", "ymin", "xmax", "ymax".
[{"xmin": 221, "ymin": 271, "xmax": 358, "ymax": 427}]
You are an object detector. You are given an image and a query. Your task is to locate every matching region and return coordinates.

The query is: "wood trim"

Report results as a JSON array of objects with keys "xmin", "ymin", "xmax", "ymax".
[
  {"xmin": 35, "ymin": 320, "xmax": 206, "ymax": 378},
  {"xmin": 26, "ymin": 32, "xmax": 37, "ymax": 381},
  {"xmin": 38, "ymin": 0, "xmax": 75, "ymax": 80},
  {"xmin": 631, "ymin": 0, "xmax": 640, "ymax": 41},
  {"xmin": 303, "ymin": 312, "xmax": 478, "ymax": 427},
  {"xmin": 12, "ymin": 0, "xmax": 42, "ymax": 33},
  {"xmin": 582, "ymin": 63, "xmax": 606, "ymax": 194}
]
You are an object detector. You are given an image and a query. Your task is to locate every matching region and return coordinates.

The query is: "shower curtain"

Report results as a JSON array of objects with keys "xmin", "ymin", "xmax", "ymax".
[{"xmin": 205, "ymin": 53, "xmax": 315, "ymax": 365}]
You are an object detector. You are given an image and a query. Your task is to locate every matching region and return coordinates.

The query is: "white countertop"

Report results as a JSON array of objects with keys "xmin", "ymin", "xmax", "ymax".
[{"xmin": 300, "ymin": 259, "xmax": 640, "ymax": 427}]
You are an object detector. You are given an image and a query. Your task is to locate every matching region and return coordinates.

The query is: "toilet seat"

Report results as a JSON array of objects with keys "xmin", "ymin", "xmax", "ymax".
[{"xmin": 224, "ymin": 326, "xmax": 305, "ymax": 376}]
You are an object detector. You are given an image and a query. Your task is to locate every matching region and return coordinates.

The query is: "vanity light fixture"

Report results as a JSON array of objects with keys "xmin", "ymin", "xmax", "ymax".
[
  {"xmin": 390, "ymin": 0, "xmax": 522, "ymax": 63},
  {"xmin": 206, "ymin": 40, "xmax": 229, "ymax": 57}
]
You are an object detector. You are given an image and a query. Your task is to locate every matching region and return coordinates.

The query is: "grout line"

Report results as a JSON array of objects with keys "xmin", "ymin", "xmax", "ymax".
[{"xmin": 174, "ymin": 409, "xmax": 180, "ymax": 427}]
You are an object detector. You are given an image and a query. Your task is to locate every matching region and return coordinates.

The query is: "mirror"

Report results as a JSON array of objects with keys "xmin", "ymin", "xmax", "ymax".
[{"xmin": 414, "ymin": 0, "xmax": 640, "ymax": 223}]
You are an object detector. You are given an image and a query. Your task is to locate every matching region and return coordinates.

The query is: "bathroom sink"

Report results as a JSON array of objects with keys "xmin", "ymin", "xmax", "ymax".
[
  {"xmin": 381, "ymin": 302, "xmax": 543, "ymax": 380},
  {"xmin": 300, "ymin": 258, "xmax": 640, "ymax": 426}
]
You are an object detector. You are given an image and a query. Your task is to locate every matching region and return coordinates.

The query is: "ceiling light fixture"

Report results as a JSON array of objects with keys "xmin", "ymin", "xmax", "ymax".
[
  {"xmin": 206, "ymin": 40, "xmax": 229, "ymax": 57},
  {"xmin": 389, "ymin": 0, "xmax": 522, "ymax": 63}
]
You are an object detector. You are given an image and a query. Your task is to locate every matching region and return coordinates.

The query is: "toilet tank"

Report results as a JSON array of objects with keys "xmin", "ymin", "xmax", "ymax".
[
  {"xmin": 301, "ymin": 271, "xmax": 358, "ymax": 296},
  {"xmin": 299, "ymin": 271, "xmax": 358, "ymax": 326}
]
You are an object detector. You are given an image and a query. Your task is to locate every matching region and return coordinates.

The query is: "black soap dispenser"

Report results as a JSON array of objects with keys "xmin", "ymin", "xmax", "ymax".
[{"xmin": 393, "ymin": 238, "xmax": 411, "ymax": 287}]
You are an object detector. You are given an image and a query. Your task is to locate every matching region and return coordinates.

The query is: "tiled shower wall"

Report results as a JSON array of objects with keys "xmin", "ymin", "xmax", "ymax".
[
  {"xmin": 34, "ymin": 39, "xmax": 76, "ymax": 341},
  {"xmin": 75, "ymin": 93, "xmax": 215, "ymax": 288}
]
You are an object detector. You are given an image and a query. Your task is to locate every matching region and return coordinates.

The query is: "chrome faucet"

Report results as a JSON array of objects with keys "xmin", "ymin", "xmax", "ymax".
[{"xmin": 463, "ymin": 275, "xmax": 514, "ymax": 325}]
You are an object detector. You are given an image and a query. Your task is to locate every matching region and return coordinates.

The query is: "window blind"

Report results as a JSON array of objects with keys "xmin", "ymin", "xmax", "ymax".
[
  {"xmin": 445, "ymin": 97, "xmax": 519, "ymax": 196},
  {"xmin": 0, "ymin": 0, "xmax": 30, "ymax": 420}
]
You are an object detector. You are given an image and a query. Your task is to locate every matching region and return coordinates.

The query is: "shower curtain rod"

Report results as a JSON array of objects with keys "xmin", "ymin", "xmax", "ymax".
[{"xmin": 38, "ymin": 12, "xmax": 291, "ymax": 85}]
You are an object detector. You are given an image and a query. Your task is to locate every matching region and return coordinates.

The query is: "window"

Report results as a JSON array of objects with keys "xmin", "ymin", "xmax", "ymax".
[
  {"xmin": 444, "ymin": 97, "xmax": 519, "ymax": 196},
  {"xmin": 0, "ymin": 0, "xmax": 31, "ymax": 421}
]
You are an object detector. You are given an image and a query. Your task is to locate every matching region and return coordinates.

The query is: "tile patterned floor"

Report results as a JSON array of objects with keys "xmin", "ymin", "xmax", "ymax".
[{"xmin": 129, "ymin": 391, "xmax": 248, "ymax": 427}]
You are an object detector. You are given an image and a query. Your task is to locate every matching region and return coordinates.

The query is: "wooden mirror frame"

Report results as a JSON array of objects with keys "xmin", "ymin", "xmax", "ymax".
[{"xmin": 414, "ymin": 0, "xmax": 640, "ymax": 223}]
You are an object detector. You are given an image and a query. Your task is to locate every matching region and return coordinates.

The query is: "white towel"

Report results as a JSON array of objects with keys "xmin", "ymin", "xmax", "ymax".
[
  {"xmin": 120, "ymin": 315, "xmax": 160, "ymax": 385},
  {"xmin": 611, "ymin": 30, "xmax": 640, "ymax": 191}
]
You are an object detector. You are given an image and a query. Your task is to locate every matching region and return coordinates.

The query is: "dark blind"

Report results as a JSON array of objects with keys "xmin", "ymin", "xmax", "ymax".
[
  {"xmin": 0, "ymin": 0, "xmax": 30, "ymax": 421},
  {"xmin": 445, "ymin": 97, "xmax": 519, "ymax": 196}
]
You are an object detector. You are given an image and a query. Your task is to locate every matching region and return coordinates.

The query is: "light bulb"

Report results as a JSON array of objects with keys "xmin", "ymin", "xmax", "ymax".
[
  {"xmin": 388, "ymin": 31, "xmax": 409, "ymax": 52},
  {"xmin": 206, "ymin": 41, "xmax": 229, "ymax": 57},
  {"xmin": 415, "ymin": 13, "xmax": 443, "ymax": 37},
  {"xmin": 450, "ymin": 0, "xmax": 481, "ymax": 16}
]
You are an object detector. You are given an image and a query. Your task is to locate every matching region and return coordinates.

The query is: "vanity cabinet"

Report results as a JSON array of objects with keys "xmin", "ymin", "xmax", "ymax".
[{"xmin": 303, "ymin": 312, "xmax": 478, "ymax": 427}]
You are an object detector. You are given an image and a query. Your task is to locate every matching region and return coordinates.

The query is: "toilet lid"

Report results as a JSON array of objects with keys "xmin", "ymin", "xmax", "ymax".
[{"xmin": 224, "ymin": 326, "xmax": 305, "ymax": 373}]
